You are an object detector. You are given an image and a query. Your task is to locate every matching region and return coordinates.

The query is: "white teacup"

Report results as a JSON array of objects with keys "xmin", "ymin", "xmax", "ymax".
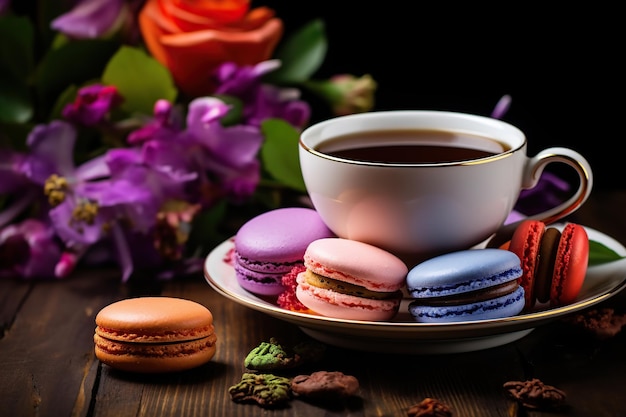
[{"xmin": 299, "ymin": 110, "xmax": 592, "ymax": 264}]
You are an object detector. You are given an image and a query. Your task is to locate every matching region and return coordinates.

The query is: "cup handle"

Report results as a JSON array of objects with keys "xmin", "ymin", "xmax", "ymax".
[
  {"xmin": 521, "ymin": 146, "xmax": 593, "ymax": 224},
  {"xmin": 487, "ymin": 147, "xmax": 593, "ymax": 248}
]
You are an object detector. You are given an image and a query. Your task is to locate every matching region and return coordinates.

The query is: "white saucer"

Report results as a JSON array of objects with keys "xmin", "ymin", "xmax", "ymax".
[{"xmin": 203, "ymin": 225, "xmax": 626, "ymax": 354}]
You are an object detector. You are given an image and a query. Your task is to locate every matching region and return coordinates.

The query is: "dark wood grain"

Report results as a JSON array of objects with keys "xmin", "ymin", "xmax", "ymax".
[
  {"xmin": 1, "ymin": 189, "xmax": 626, "ymax": 417},
  {"xmin": 0, "ymin": 269, "xmax": 121, "ymax": 417}
]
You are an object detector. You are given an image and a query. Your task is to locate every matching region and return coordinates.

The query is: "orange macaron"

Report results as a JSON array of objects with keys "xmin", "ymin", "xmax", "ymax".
[
  {"xmin": 506, "ymin": 219, "xmax": 589, "ymax": 311},
  {"xmin": 94, "ymin": 297, "xmax": 217, "ymax": 373}
]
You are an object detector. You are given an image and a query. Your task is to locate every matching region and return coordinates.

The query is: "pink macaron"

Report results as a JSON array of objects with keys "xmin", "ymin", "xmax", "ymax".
[{"xmin": 296, "ymin": 238, "xmax": 408, "ymax": 321}]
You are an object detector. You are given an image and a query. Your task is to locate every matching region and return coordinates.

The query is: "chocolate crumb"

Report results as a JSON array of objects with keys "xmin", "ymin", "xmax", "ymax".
[
  {"xmin": 563, "ymin": 308, "xmax": 626, "ymax": 340},
  {"xmin": 503, "ymin": 378, "xmax": 566, "ymax": 410},
  {"xmin": 407, "ymin": 397, "xmax": 453, "ymax": 417},
  {"xmin": 291, "ymin": 371, "xmax": 359, "ymax": 400}
]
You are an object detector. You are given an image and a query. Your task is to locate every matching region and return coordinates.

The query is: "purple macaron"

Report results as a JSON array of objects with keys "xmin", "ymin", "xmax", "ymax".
[{"xmin": 234, "ymin": 207, "xmax": 335, "ymax": 296}]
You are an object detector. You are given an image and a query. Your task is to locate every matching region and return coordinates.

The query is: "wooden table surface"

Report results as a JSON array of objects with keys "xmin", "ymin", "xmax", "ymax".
[{"xmin": 2, "ymin": 189, "xmax": 626, "ymax": 417}]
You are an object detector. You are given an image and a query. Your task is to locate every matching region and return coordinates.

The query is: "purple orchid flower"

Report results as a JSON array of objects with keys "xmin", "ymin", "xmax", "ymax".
[
  {"xmin": 505, "ymin": 172, "xmax": 572, "ymax": 225},
  {"xmin": 23, "ymin": 121, "xmax": 109, "ymax": 243},
  {"xmin": 105, "ymin": 146, "xmax": 196, "ymax": 222},
  {"xmin": 0, "ymin": 150, "xmax": 28, "ymax": 195},
  {"xmin": 1, "ymin": 126, "xmax": 104, "ymax": 279},
  {"xmin": 184, "ymin": 97, "xmax": 263, "ymax": 201},
  {"xmin": 103, "ymin": 126, "xmax": 204, "ymax": 279},
  {"xmin": 62, "ymin": 84, "xmax": 123, "ymax": 126},
  {"xmin": 23, "ymin": 120, "xmax": 110, "ymax": 184},
  {"xmin": 214, "ymin": 60, "xmax": 311, "ymax": 129},
  {"xmin": 124, "ymin": 96, "xmax": 257, "ymax": 209},
  {"xmin": 48, "ymin": 174, "xmax": 156, "ymax": 282},
  {"xmin": 214, "ymin": 60, "xmax": 281, "ymax": 97},
  {"xmin": 490, "ymin": 94, "xmax": 512, "ymax": 120},
  {"xmin": 250, "ymin": 84, "xmax": 311, "ymax": 128},
  {"xmin": 50, "ymin": 0, "xmax": 127, "ymax": 39},
  {"xmin": 127, "ymin": 99, "xmax": 183, "ymax": 145},
  {"xmin": 20, "ymin": 120, "xmax": 158, "ymax": 281},
  {"xmin": 0, "ymin": 219, "xmax": 63, "ymax": 279},
  {"xmin": 122, "ymin": 99, "xmax": 205, "ymax": 203},
  {"xmin": 21, "ymin": 117, "xmax": 187, "ymax": 273},
  {"xmin": 0, "ymin": 150, "xmax": 42, "ymax": 229},
  {"xmin": 515, "ymin": 172, "xmax": 572, "ymax": 216}
]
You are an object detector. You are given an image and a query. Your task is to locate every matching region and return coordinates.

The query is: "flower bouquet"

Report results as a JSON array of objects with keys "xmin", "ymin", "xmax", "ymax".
[
  {"xmin": 0, "ymin": 1, "xmax": 620, "ymax": 282},
  {"xmin": 0, "ymin": 0, "xmax": 376, "ymax": 280}
]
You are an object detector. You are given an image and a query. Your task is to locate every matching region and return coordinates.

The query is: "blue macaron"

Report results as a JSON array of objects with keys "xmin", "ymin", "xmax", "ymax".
[{"xmin": 406, "ymin": 249, "xmax": 525, "ymax": 323}]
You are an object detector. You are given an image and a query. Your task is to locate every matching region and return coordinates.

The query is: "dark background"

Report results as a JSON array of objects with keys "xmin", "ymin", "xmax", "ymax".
[{"xmin": 263, "ymin": 2, "xmax": 623, "ymax": 190}]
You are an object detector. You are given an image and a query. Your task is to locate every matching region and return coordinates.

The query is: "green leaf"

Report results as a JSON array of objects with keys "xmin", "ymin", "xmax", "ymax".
[
  {"xmin": 260, "ymin": 119, "xmax": 306, "ymax": 192},
  {"xmin": 265, "ymin": 19, "xmax": 327, "ymax": 84},
  {"xmin": 0, "ymin": 73, "xmax": 33, "ymax": 123},
  {"xmin": 0, "ymin": 16, "xmax": 34, "ymax": 81},
  {"xmin": 588, "ymin": 239, "xmax": 625, "ymax": 266},
  {"xmin": 102, "ymin": 46, "xmax": 177, "ymax": 115},
  {"xmin": 36, "ymin": 39, "xmax": 119, "ymax": 112},
  {"xmin": 0, "ymin": 16, "xmax": 35, "ymax": 123}
]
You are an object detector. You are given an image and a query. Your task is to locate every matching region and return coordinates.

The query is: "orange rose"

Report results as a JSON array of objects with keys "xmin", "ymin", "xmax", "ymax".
[{"xmin": 139, "ymin": 0, "xmax": 283, "ymax": 97}]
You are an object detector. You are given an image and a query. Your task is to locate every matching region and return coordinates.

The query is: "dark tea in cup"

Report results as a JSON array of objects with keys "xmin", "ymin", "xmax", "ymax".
[{"xmin": 317, "ymin": 129, "xmax": 510, "ymax": 164}]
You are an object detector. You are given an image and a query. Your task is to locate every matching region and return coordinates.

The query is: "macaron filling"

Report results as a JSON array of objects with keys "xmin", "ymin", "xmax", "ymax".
[
  {"xmin": 235, "ymin": 252, "xmax": 302, "ymax": 274},
  {"xmin": 534, "ymin": 227, "xmax": 561, "ymax": 303},
  {"xmin": 94, "ymin": 333, "xmax": 217, "ymax": 356},
  {"xmin": 302, "ymin": 270, "xmax": 402, "ymax": 300},
  {"xmin": 96, "ymin": 325, "xmax": 215, "ymax": 342},
  {"xmin": 296, "ymin": 273, "xmax": 403, "ymax": 321},
  {"xmin": 413, "ymin": 279, "xmax": 521, "ymax": 307},
  {"xmin": 407, "ymin": 269, "xmax": 522, "ymax": 299}
]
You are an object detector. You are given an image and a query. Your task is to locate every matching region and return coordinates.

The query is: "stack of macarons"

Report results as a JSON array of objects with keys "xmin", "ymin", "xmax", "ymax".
[
  {"xmin": 406, "ymin": 249, "xmax": 526, "ymax": 323},
  {"xmin": 504, "ymin": 219, "xmax": 589, "ymax": 311},
  {"xmin": 295, "ymin": 237, "xmax": 408, "ymax": 321},
  {"xmin": 234, "ymin": 207, "xmax": 334, "ymax": 297}
]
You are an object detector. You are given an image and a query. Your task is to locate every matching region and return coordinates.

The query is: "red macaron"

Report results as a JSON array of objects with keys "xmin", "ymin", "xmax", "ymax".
[{"xmin": 506, "ymin": 219, "xmax": 589, "ymax": 311}]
